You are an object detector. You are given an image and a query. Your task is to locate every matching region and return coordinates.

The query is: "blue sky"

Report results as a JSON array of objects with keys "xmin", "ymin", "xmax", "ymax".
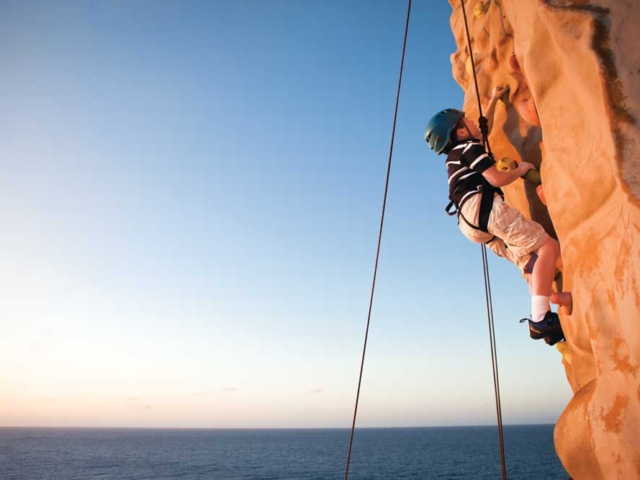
[{"xmin": 0, "ymin": 0, "xmax": 571, "ymax": 428}]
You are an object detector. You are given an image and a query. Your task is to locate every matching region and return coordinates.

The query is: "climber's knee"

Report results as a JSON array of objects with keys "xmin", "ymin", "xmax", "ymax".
[{"xmin": 539, "ymin": 236, "xmax": 560, "ymax": 259}]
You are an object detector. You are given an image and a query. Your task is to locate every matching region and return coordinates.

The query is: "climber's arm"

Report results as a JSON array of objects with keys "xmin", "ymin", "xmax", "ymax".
[
  {"xmin": 485, "ymin": 85, "xmax": 509, "ymax": 134},
  {"xmin": 482, "ymin": 161, "xmax": 534, "ymax": 187}
]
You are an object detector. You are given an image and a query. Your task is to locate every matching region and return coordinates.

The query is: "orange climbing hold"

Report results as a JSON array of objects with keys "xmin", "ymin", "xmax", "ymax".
[
  {"xmin": 552, "ymin": 292, "xmax": 573, "ymax": 316},
  {"xmin": 509, "ymin": 53, "xmax": 522, "ymax": 74}
]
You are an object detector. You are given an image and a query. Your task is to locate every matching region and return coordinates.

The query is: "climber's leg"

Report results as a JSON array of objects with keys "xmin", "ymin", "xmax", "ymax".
[{"xmin": 530, "ymin": 236, "xmax": 559, "ymax": 297}]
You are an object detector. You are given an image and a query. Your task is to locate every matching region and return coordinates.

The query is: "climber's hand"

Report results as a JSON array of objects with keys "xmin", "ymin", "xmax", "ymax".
[
  {"xmin": 491, "ymin": 85, "xmax": 509, "ymax": 100},
  {"xmin": 517, "ymin": 161, "xmax": 535, "ymax": 177}
]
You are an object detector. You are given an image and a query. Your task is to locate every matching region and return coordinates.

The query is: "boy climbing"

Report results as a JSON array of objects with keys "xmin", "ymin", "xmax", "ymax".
[{"xmin": 424, "ymin": 86, "xmax": 570, "ymax": 345}]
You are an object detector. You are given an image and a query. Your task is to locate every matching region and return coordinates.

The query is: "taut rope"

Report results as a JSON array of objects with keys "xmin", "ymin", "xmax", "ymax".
[
  {"xmin": 344, "ymin": 1, "xmax": 412, "ymax": 478},
  {"xmin": 461, "ymin": 1, "xmax": 507, "ymax": 478}
]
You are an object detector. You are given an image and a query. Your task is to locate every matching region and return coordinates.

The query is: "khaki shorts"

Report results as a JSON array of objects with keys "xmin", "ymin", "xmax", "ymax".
[{"xmin": 458, "ymin": 194, "xmax": 549, "ymax": 272}]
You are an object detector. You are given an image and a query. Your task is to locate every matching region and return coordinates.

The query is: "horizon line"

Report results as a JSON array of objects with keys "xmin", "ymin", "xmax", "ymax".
[{"xmin": 0, "ymin": 423, "xmax": 556, "ymax": 431}]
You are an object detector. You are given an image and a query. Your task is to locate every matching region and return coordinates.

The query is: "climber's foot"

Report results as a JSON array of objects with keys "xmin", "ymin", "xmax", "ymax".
[
  {"xmin": 520, "ymin": 311, "xmax": 564, "ymax": 342},
  {"xmin": 544, "ymin": 329, "xmax": 565, "ymax": 346}
]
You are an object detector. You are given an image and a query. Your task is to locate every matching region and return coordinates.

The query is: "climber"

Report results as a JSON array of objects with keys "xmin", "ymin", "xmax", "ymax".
[{"xmin": 424, "ymin": 86, "xmax": 566, "ymax": 345}]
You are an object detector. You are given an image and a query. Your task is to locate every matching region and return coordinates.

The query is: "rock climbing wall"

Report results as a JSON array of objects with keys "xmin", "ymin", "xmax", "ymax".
[{"xmin": 447, "ymin": 1, "xmax": 640, "ymax": 478}]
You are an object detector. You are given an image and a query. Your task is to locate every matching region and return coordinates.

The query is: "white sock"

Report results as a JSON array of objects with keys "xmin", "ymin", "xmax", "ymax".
[{"xmin": 532, "ymin": 295, "xmax": 550, "ymax": 322}]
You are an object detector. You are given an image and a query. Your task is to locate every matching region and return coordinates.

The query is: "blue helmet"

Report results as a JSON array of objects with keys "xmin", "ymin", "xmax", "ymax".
[{"xmin": 424, "ymin": 108, "xmax": 465, "ymax": 154}]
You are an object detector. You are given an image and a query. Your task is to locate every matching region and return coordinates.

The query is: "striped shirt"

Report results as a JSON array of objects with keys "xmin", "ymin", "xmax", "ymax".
[{"xmin": 445, "ymin": 140, "xmax": 495, "ymax": 207}]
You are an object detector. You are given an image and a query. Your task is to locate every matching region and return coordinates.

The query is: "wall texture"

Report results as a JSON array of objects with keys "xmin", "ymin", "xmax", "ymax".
[{"xmin": 447, "ymin": 1, "xmax": 640, "ymax": 478}]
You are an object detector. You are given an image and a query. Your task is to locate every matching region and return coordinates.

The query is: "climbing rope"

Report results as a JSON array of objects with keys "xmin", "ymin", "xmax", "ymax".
[
  {"xmin": 345, "ymin": 2, "xmax": 507, "ymax": 478},
  {"xmin": 461, "ymin": 1, "xmax": 508, "ymax": 479},
  {"xmin": 343, "ymin": 1, "xmax": 412, "ymax": 478}
]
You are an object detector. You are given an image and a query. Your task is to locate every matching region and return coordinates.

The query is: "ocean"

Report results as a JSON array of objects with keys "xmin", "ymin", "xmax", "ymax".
[{"xmin": 0, "ymin": 425, "xmax": 569, "ymax": 479}]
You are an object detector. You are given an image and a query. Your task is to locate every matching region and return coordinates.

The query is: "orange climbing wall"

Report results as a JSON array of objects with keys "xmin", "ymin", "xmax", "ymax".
[{"xmin": 447, "ymin": 1, "xmax": 640, "ymax": 478}]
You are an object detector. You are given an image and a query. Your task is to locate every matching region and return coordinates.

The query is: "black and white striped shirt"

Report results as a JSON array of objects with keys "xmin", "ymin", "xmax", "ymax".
[{"xmin": 446, "ymin": 140, "xmax": 495, "ymax": 207}]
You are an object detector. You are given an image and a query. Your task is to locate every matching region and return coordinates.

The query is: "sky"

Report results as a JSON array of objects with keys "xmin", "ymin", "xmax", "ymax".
[{"xmin": 0, "ymin": 0, "xmax": 572, "ymax": 429}]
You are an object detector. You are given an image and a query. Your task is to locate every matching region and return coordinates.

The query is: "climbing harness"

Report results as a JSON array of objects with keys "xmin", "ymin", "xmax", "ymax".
[
  {"xmin": 461, "ymin": 1, "xmax": 507, "ymax": 478},
  {"xmin": 445, "ymin": 175, "xmax": 504, "ymax": 238},
  {"xmin": 343, "ymin": 1, "xmax": 412, "ymax": 478},
  {"xmin": 425, "ymin": 108, "xmax": 504, "ymax": 238}
]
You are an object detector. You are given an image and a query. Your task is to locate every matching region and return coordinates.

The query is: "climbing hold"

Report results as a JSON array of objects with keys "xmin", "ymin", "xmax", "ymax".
[
  {"xmin": 524, "ymin": 169, "xmax": 542, "ymax": 185},
  {"xmin": 495, "ymin": 157, "xmax": 542, "ymax": 184},
  {"xmin": 474, "ymin": 0, "xmax": 491, "ymax": 18},
  {"xmin": 465, "ymin": 56, "xmax": 474, "ymax": 75},
  {"xmin": 496, "ymin": 157, "xmax": 517, "ymax": 172},
  {"xmin": 508, "ymin": 53, "xmax": 522, "ymax": 74},
  {"xmin": 465, "ymin": 53, "xmax": 484, "ymax": 76},
  {"xmin": 556, "ymin": 340, "xmax": 572, "ymax": 364},
  {"xmin": 517, "ymin": 98, "xmax": 541, "ymax": 126},
  {"xmin": 551, "ymin": 291, "xmax": 573, "ymax": 316}
]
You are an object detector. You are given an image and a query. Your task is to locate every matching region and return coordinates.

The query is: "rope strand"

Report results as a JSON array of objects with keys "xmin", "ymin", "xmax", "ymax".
[
  {"xmin": 344, "ymin": 1, "xmax": 412, "ymax": 478},
  {"xmin": 481, "ymin": 243, "xmax": 508, "ymax": 479},
  {"xmin": 461, "ymin": 1, "xmax": 507, "ymax": 478}
]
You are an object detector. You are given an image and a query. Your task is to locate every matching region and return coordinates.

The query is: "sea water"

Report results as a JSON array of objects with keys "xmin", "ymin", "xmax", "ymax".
[{"xmin": 0, "ymin": 425, "xmax": 568, "ymax": 479}]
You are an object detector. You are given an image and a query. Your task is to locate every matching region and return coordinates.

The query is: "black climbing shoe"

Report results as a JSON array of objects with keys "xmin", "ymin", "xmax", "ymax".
[
  {"xmin": 520, "ymin": 311, "xmax": 564, "ymax": 343},
  {"xmin": 543, "ymin": 329, "xmax": 565, "ymax": 346}
]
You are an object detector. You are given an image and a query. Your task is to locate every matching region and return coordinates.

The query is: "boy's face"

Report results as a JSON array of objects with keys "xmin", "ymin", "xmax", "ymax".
[{"xmin": 456, "ymin": 118, "xmax": 481, "ymax": 141}]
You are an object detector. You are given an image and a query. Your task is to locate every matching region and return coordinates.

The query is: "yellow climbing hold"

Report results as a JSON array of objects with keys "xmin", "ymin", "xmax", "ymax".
[
  {"xmin": 556, "ymin": 340, "xmax": 572, "ymax": 365},
  {"xmin": 496, "ymin": 157, "xmax": 517, "ymax": 172},
  {"xmin": 495, "ymin": 158, "xmax": 543, "ymax": 185},
  {"xmin": 474, "ymin": 0, "xmax": 491, "ymax": 18},
  {"xmin": 524, "ymin": 169, "xmax": 542, "ymax": 185},
  {"xmin": 465, "ymin": 54, "xmax": 480, "ymax": 76}
]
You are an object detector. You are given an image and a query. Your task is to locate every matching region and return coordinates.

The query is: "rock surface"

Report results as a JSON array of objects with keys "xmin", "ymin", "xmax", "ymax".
[{"xmin": 447, "ymin": 1, "xmax": 640, "ymax": 478}]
